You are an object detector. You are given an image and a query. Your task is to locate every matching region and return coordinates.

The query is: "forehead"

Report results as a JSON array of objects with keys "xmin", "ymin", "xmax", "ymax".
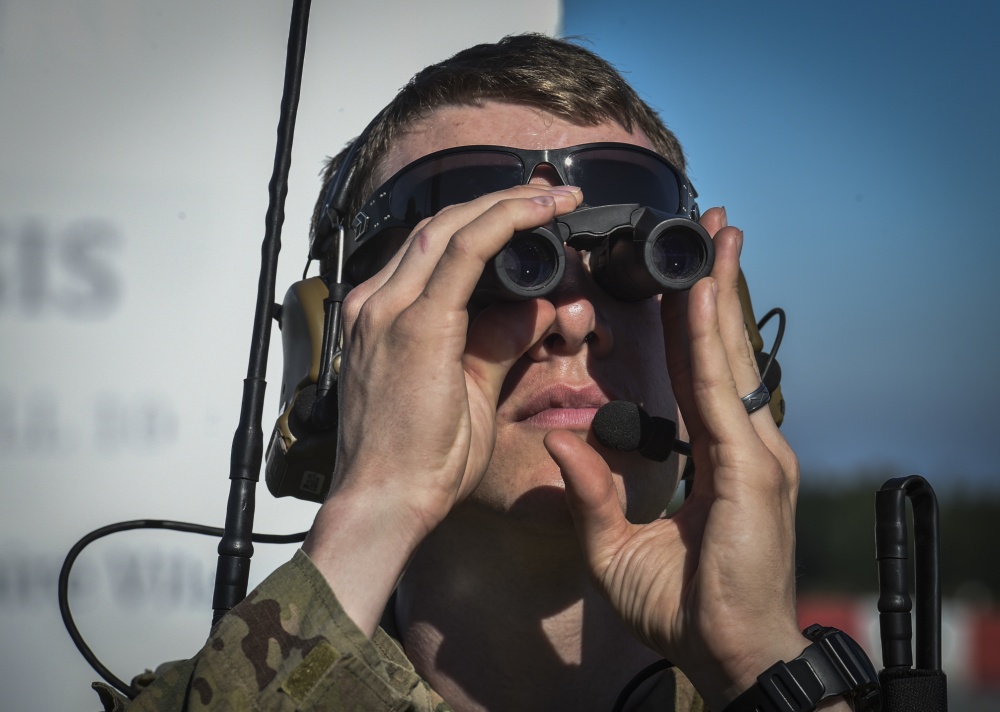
[{"xmin": 376, "ymin": 101, "xmax": 657, "ymax": 184}]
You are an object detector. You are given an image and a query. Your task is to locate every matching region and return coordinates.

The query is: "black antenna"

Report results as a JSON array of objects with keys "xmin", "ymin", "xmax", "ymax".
[
  {"xmin": 212, "ymin": 0, "xmax": 312, "ymax": 627},
  {"xmin": 875, "ymin": 474, "xmax": 948, "ymax": 710}
]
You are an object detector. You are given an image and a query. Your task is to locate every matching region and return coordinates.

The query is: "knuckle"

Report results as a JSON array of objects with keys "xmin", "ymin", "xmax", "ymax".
[
  {"xmin": 761, "ymin": 444, "xmax": 799, "ymax": 496},
  {"xmin": 407, "ymin": 221, "xmax": 436, "ymax": 249},
  {"xmin": 444, "ymin": 226, "xmax": 478, "ymax": 261},
  {"xmin": 342, "ymin": 284, "xmax": 367, "ymax": 311},
  {"xmin": 341, "ymin": 288, "xmax": 367, "ymax": 331},
  {"xmin": 391, "ymin": 303, "xmax": 424, "ymax": 338},
  {"xmin": 351, "ymin": 291, "xmax": 392, "ymax": 339},
  {"xmin": 352, "ymin": 300, "xmax": 379, "ymax": 337},
  {"xmin": 735, "ymin": 443, "xmax": 786, "ymax": 491},
  {"xmin": 782, "ymin": 446, "xmax": 801, "ymax": 489},
  {"xmin": 757, "ymin": 457, "xmax": 788, "ymax": 494},
  {"xmin": 692, "ymin": 372, "xmax": 731, "ymax": 400}
]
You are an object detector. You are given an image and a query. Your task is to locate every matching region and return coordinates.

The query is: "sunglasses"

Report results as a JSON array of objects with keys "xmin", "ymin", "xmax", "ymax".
[{"xmin": 343, "ymin": 142, "xmax": 700, "ymax": 279}]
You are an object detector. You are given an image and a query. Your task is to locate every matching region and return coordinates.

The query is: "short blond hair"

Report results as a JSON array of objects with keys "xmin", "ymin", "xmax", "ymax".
[{"xmin": 312, "ymin": 33, "xmax": 686, "ymax": 270}]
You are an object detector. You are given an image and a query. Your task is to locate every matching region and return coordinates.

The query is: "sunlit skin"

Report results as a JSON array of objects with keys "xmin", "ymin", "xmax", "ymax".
[
  {"xmin": 377, "ymin": 105, "xmax": 679, "ymax": 531},
  {"xmin": 304, "ymin": 102, "xmax": 848, "ymax": 711}
]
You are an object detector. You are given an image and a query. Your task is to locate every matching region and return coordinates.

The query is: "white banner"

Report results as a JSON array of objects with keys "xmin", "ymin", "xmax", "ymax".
[{"xmin": 0, "ymin": 2, "xmax": 560, "ymax": 708}]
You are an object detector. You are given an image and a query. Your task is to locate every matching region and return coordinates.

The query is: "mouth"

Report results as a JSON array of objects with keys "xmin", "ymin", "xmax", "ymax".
[{"xmin": 514, "ymin": 383, "xmax": 611, "ymax": 430}]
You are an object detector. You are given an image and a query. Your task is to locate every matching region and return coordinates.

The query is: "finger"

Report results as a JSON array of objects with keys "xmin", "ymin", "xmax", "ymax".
[
  {"xmin": 361, "ymin": 216, "xmax": 436, "ymax": 294},
  {"xmin": 344, "ymin": 186, "xmax": 579, "ymax": 345},
  {"xmin": 712, "ymin": 228, "xmax": 764, "ymax": 409},
  {"xmin": 421, "ymin": 192, "xmax": 581, "ymax": 312},
  {"xmin": 686, "ymin": 277, "xmax": 760, "ymax": 449},
  {"xmin": 699, "ymin": 205, "xmax": 728, "ymax": 237},
  {"xmin": 660, "ymin": 206, "xmax": 729, "ymax": 442},
  {"xmin": 544, "ymin": 430, "xmax": 631, "ymax": 571},
  {"xmin": 464, "ymin": 299, "xmax": 556, "ymax": 405},
  {"xmin": 340, "ymin": 216, "xmax": 438, "ymax": 336},
  {"xmin": 710, "ymin": 223, "xmax": 797, "ymax": 488},
  {"xmin": 661, "ymin": 287, "xmax": 703, "ymax": 441},
  {"xmin": 386, "ymin": 186, "xmax": 582, "ymax": 308}
]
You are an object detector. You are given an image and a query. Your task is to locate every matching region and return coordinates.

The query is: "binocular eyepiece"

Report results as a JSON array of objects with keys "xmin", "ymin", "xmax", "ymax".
[{"xmin": 476, "ymin": 204, "xmax": 714, "ymax": 301}]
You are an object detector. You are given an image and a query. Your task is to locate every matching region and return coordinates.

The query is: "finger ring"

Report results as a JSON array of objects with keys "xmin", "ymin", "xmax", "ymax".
[{"xmin": 741, "ymin": 382, "xmax": 771, "ymax": 415}]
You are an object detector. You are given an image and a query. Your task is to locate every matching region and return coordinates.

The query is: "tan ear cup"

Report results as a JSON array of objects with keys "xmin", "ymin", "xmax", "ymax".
[
  {"xmin": 738, "ymin": 270, "xmax": 785, "ymax": 427},
  {"xmin": 264, "ymin": 277, "xmax": 338, "ymax": 502}
]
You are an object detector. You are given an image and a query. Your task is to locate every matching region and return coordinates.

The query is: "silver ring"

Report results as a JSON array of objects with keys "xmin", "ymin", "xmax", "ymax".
[{"xmin": 741, "ymin": 382, "xmax": 771, "ymax": 415}]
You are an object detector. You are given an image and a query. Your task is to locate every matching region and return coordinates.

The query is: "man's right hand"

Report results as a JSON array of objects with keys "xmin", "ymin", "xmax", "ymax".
[{"xmin": 302, "ymin": 184, "xmax": 583, "ymax": 636}]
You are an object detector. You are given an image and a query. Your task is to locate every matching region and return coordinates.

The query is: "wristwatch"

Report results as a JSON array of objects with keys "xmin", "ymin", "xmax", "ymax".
[{"xmin": 723, "ymin": 624, "xmax": 881, "ymax": 712}]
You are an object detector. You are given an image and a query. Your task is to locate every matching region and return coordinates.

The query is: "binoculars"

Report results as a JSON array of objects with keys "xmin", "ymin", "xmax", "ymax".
[{"xmin": 476, "ymin": 204, "xmax": 714, "ymax": 301}]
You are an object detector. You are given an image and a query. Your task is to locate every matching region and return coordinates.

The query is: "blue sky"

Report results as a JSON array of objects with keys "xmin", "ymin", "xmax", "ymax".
[{"xmin": 561, "ymin": 0, "xmax": 1000, "ymax": 489}]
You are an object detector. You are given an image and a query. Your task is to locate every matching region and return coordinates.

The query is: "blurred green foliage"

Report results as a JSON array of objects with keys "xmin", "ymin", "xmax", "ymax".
[{"xmin": 796, "ymin": 470, "xmax": 1000, "ymax": 602}]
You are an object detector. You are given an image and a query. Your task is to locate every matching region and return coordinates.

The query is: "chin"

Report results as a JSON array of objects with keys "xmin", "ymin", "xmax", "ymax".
[
  {"xmin": 464, "ymin": 430, "xmax": 678, "ymax": 535},
  {"xmin": 505, "ymin": 484, "xmax": 580, "ymax": 533},
  {"xmin": 464, "ymin": 452, "xmax": 580, "ymax": 535}
]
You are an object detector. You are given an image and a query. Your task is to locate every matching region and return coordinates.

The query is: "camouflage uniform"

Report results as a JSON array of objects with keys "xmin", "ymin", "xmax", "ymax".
[{"xmin": 93, "ymin": 550, "xmax": 705, "ymax": 711}]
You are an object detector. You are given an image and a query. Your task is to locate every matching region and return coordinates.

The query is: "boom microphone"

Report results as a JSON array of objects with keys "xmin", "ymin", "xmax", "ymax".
[{"xmin": 592, "ymin": 400, "xmax": 691, "ymax": 461}]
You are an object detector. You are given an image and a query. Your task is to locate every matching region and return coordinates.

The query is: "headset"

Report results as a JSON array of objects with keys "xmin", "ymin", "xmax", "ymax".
[
  {"xmin": 264, "ymin": 119, "xmax": 372, "ymax": 502},
  {"xmin": 263, "ymin": 125, "xmax": 788, "ymax": 504}
]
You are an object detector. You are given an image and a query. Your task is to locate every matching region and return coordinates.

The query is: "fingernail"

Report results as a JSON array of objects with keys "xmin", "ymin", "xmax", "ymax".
[
  {"xmin": 549, "ymin": 185, "xmax": 581, "ymax": 195},
  {"xmin": 736, "ymin": 229, "xmax": 744, "ymax": 255},
  {"xmin": 720, "ymin": 206, "xmax": 728, "ymax": 226},
  {"xmin": 532, "ymin": 195, "xmax": 555, "ymax": 206}
]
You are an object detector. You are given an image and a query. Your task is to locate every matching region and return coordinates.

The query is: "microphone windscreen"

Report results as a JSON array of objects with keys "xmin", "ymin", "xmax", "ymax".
[{"xmin": 592, "ymin": 400, "xmax": 645, "ymax": 451}]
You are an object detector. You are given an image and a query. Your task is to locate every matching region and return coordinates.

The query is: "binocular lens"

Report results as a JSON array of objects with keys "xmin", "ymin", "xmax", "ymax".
[
  {"xmin": 589, "ymin": 212, "xmax": 714, "ymax": 300},
  {"xmin": 499, "ymin": 235, "xmax": 560, "ymax": 290},
  {"xmin": 652, "ymin": 228, "xmax": 705, "ymax": 283},
  {"xmin": 474, "ymin": 208, "xmax": 712, "ymax": 301},
  {"xmin": 476, "ymin": 226, "xmax": 566, "ymax": 299}
]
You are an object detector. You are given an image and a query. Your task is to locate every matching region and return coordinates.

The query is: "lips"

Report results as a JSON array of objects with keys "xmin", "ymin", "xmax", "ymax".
[{"xmin": 513, "ymin": 383, "xmax": 611, "ymax": 430}]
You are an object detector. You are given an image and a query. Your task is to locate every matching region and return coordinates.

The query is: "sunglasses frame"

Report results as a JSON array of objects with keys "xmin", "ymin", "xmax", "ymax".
[{"xmin": 345, "ymin": 142, "xmax": 700, "ymax": 266}]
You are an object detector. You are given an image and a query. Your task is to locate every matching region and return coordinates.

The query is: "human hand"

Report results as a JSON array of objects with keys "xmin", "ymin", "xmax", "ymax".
[
  {"xmin": 545, "ymin": 207, "xmax": 814, "ymax": 710},
  {"xmin": 304, "ymin": 184, "xmax": 582, "ymax": 634}
]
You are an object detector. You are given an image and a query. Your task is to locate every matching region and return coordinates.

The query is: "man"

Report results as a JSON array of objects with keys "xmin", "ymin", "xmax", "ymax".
[{"xmin": 106, "ymin": 35, "xmax": 851, "ymax": 712}]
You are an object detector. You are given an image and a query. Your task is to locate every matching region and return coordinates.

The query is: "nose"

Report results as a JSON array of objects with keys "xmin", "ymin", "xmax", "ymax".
[
  {"xmin": 526, "ymin": 163, "xmax": 563, "ymax": 188},
  {"xmin": 525, "ymin": 250, "xmax": 613, "ymax": 360}
]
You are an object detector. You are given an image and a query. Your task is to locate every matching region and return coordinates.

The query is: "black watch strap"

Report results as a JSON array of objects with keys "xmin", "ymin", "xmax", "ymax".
[{"xmin": 723, "ymin": 625, "xmax": 881, "ymax": 712}]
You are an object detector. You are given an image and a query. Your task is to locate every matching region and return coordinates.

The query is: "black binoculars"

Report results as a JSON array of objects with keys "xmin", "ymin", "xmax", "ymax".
[{"xmin": 476, "ymin": 204, "xmax": 714, "ymax": 301}]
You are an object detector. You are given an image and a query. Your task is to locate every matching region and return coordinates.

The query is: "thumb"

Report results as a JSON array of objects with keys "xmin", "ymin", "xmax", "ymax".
[
  {"xmin": 464, "ymin": 299, "xmax": 555, "ymax": 403},
  {"xmin": 544, "ymin": 430, "xmax": 631, "ymax": 571}
]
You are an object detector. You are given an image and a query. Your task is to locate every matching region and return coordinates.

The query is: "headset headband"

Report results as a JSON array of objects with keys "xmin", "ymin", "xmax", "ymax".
[{"xmin": 310, "ymin": 110, "xmax": 386, "ymax": 261}]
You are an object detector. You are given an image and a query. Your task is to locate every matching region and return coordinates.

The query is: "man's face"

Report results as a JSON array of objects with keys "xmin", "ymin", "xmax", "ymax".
[{"xmin": 378, "ymin": 102, "xmax": 681, "ymax": 531}]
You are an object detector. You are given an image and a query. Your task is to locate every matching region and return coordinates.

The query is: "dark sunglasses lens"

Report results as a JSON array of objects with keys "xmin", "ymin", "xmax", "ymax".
[
  {"xmin": 390, "ymin": 152, "xmax": 524, "ymax": 222},
  {"xmin": 567, "ymin": 149, "xmax": 682, "ymax": 213},
  {"xmin": 347, "ymin": 228, "xmax": 409, "ymax": 284}
]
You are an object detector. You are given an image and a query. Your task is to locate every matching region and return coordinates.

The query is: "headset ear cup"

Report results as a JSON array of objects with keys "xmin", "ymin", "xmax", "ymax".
[
  {"xmin": 738, "ymin": 270, "xmax": 764, "ymax": 354},
  {"xmin": 738, "ymin": 269, "xmax": 785, "ymax": 428},
  {"xmin": 264, "ymin": 277, "xmax": 338, "ymax": 502},
  {"xmin": 754, "ymin": 350, "xmax": 786, "ymax": 428},
  {"xmin": 767, "ymin": 383, "xmax": 785, "ymax": 427}
]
